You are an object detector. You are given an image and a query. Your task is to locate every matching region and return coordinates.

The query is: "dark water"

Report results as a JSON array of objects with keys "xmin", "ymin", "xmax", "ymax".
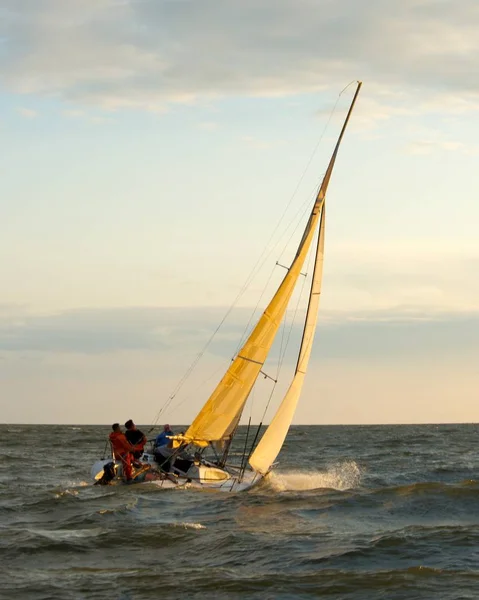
[{"xmin": 2, "ymin": 424, "xmax": 479, "ymax": 599}]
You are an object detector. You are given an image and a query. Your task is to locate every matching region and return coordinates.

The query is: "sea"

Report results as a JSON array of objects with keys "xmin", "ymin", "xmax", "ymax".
[{"xmin": 1, "ymin": 424, "xmax": 479, "ymax": 600}]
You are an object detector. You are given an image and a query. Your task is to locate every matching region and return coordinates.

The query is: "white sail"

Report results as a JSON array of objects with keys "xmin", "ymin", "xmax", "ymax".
[
  {"xmin": 248, "ymin": 81, "xmax": 362, "ymax": 475},
  {"xmin": 249, "ymin": 206, "xmax": 326, "ymax": 475}
]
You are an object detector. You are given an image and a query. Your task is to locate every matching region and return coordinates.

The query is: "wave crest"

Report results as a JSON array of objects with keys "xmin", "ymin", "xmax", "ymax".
[{"xmin": 266, "ymin": 461, "xmax": 361, "ymax": 492}]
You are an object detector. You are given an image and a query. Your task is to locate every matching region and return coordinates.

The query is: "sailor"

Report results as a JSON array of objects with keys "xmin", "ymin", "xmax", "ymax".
[
  {"xmin": 154, "ymin": 424, "xmax": 174, "ymax": 448},
  {"xmin": 109, "ymin": 423, "xmax": 136, "ymax": 481},
  {"xmin": 124, "ymin": 419, "xmax": 147, "ymax": 459}
]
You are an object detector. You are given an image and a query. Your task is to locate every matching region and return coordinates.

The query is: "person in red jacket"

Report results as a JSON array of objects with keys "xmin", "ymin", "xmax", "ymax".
[{"xmin": 109, "ymin": 423, "xmax": 136, "ymax": 481}]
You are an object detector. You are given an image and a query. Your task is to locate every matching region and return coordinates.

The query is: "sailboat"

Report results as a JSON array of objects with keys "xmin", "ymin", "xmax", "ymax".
[{"xmin": 91, "ymin": 81, "xmax": 362, "ymax": 490}]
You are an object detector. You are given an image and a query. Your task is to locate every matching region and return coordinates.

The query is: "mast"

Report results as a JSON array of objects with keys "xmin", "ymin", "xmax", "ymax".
[
  {"xmin": 180, "ymin": 82, "xmax": 362, "ymax": 449},
  {"xmin": 249, "ymin": 82, "xmax": 362, "ymax": 474}
]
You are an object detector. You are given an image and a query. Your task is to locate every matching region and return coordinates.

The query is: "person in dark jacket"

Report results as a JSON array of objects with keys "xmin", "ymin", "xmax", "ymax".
[{"xmin": 124, "ymin": 419, "xmax": 147, "ymax": 459}]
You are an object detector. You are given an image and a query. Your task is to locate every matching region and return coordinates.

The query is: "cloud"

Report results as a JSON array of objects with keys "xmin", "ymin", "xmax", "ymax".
[
  {"xmin": 321, "ymin": 242, "xmax": 479, "ymax": 315},
  {"xmin": 196, "ymin": 121, "xmax": 218, "ymax": 130},
  {"xmin": 2, "ymin": 0, "xmax": 479, "ymax": 114},
  {"xmin": 406, "ymin": 140, "xmax": 461, "ymax": 155},
  {"xmin": 16, "ymin": 107, "xmax": 37, "ymax": 118},
  {"xmin": 61, "ymin": 108, "xmax": 113, "ymax": 124},
  {"xmin": 0, "ymin": 306, "xmax": 249, "ymax": 354},
  {"xmin": 62, "ymin": 109, "xmax": 85, "ymax": 118},
  {"xmin": 1, "ymin": 305, "xmax": 478, "ymax": 363},
  {"xmin": 240, "ymin": 135, "xmax": 275, "ymax": 150},
  {"xmin": 405, "ymin": 139, "xmax": 479, "ymax": 155},
  {"xmin": 1, "ymin": 305, "xmax": 478, "ymax": 424}
]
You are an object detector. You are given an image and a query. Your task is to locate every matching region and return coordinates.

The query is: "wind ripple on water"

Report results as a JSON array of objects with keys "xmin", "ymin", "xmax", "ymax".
[{"xmin": 2, "ymin": 424, "xmax": 479, "ymax": 599}]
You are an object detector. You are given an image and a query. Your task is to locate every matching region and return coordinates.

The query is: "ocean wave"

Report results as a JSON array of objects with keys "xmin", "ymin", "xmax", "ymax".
[
  {"xmin": 265, "ymin": 461, "xmax": 362, "ymax": 492},
  {"xmin": 372, "ymin": 480, "xmax": 479, "ymax": 499},
  {"xmin": 175, "ymin": 522, "xmax": 206, "ymax": 530},
  {"xmin": 3, "ymin": 423, "xmax": 479, "ymax": 599},
  {"xmin": 26, "ymin": 527, "xmax": 105, "ymax": 541}
]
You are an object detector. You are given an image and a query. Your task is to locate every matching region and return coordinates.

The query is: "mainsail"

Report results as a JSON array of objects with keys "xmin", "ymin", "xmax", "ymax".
[{"xmin": 183, "ymin": 81, "xmax": 362, "ymax": 448}]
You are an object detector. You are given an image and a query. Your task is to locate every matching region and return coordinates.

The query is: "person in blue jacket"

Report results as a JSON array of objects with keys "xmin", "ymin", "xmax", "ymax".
[{"xmin": 155, "ymin": 424, "xmax": 174, "ymax": 448}]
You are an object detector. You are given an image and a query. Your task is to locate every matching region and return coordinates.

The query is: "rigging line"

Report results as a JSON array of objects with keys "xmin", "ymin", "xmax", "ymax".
[
  {"xmin": 276, "ymin": 82, "xmax": 358, "ymax": 264},
  {"xmin": 276, "ymin": 186, "xmax": 318, "ymax": 266},
  {"xmin": 246, "ymin": 86, "xmax": 358, "ymax": 468},
  {"xmin": 100, "ymin": 439, "xmax": 109, "ymax": 460},
  {"xmin": 229, "ymin": 97, "xmax": 342, "ymax": 354},
  {"xmin": 256, "ymin": 204, "xmax": 321, "ymax": 435},
  {"xmin": 232, "ymin": 82, "xmax": 348, "ymax": 294},
  {"xmin": 251, "ymin": 226, "xmax": 316, "ymax": 432},
  {"xmin": 233, "ymin": 180, "xmax": 318, "ymax": 355},
  {"xmin": 251, "ymin": 175, "xmax": 320, "ymax": 298},
  {"xmin": 273, "ymin": 235, "xmax": 311, "ymax": 381},
  {"xmin": 152, "ymin": 84, "xmax": 351, "ymax": 425},
  {"xmin": 243, "ymin": 419, "xmax": 265, "ymax": 476},
  {"xmin": 151, "ymin": 304, "xmax": 246, "ymax": 425},
  {"xmin": 220, "ymin": 420, "xmax": 240, "ymax": 467},
  {"xmin": 186, "ymin": 87, "xmax": 346, "ymax": 360},
  {"xmin": 249, "ymin": 384, "xmax": 255, "ymax": 420},
  {"xmin": 275, "ymin": 307, "xmax": 289, "ymax": 382},
  {"xmin": 259, "ymin": 381, "xmax": 278, "ymax": 427},
  {"xmin": 152, "ymin": 233, "xmax": 285, "ymax": 424},
  {"xmin": 231, "ymin": 176, "xmax": 318, "ymax": 355},
  {"xmin": 194, "ymin": 103, "xmax": 337, "ymax": 361},
  {"xmin": 164, "ymin": 359, "xmax": 231, "ymax": 417},
  {"xmin": 238, "ymin": 417, "xmax": 252, "ymax": 483},
  {"xmin": 153, "ymin": 263, "xmax": 279, "ymax": 423},
  {"xmin": 278, "ymin": 222, "xmax": 317, "ymax": 372},
  {"xmin": 232, "ymin": 259, "xmax": 280, "ymax": 357},
  {"xmin": 234, "ymin": 192, "xmax": 316, "ymax": 403},
  {"xmin": 237, "ymin": 188, "xmax": 315, "ymax": 356},
  {"xmin": 233, "ymin": 185, "xmax": 318, "ymax": 356}
]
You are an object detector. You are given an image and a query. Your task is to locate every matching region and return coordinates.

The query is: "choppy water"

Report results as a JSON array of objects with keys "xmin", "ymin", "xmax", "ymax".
[{"xmin": 2, "ymin": 424, "xmax": 479, "ymax": 599}]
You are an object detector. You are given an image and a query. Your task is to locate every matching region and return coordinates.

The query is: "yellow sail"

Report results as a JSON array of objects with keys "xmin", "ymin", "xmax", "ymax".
[
  {"xmin": 183, "ymin": 81, "xmax": 362, "ymax": 448},
  {"xmin": 184, "ymin": 197, "xmax": 324, "ymax": 446},
  {"xmin": 249, "ymin": 207, "xmax": 326, "ymax": 474}
]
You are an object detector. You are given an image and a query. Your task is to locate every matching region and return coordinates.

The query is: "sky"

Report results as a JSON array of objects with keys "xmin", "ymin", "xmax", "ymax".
[{"xmin": 1, "ymin": 0, "xmax": 478, "ymax": 425}]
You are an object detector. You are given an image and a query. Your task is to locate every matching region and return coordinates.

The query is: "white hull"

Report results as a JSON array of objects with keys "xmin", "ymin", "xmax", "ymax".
[{"xmin": 91, "ymin": 454, "xmax": 264, "ymax": 492}]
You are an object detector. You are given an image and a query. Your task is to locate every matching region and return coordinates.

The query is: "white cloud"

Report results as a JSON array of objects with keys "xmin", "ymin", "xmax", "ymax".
[
  {"xmin": 1, "ymin": 305, "xmax": 478, "ymax": 424},
  {"xmin": 16, "ymin": 107, "xmax": 37, "ymax": 118},
  {"xmin": 197, "ymin": 121, "xmax": 218, "ymax": 130},
  {"xmin": 240, "ymin": 135, "xmax": 274, "ymax": 150},
  {"xmin": 2, "ymin": 0, "xmax": 479, "ymax": 115},
  {"xmin": 62, "ymin": 109, "xmax": 85, "ymax": 118},
  {"xmin": 405, "ymin": 139, "xmax": 479, "ymax": 155},
  {"xmin": 1, "ymin": 303, "xmax": 478, "ymax": 355}
]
